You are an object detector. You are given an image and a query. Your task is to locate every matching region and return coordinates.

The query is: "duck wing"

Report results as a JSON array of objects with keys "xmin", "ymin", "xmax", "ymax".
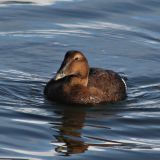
[{"xmin": 88, "ymin": 68, "xmax": 127, "ymax": 100}]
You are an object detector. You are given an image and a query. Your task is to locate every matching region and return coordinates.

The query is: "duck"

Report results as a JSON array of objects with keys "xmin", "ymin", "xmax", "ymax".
[{"xmin": 44, "ymin": 50, "xmax": 127, "ymax": 105}]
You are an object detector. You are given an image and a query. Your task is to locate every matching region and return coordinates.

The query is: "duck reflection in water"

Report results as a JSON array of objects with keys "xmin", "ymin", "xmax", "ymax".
[
  {"xmin": 52, "ymin": 106, "xmax": 123, "ymax": 156},
  {"xmin": 54, "ymin": 107, "xmax": 88, "ymax": 155}
]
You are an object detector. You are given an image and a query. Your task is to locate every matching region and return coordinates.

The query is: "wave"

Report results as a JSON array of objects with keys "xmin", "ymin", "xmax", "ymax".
[{"xmin": 0, "ymin": 0, "xmax": 74, "ymax": 6}]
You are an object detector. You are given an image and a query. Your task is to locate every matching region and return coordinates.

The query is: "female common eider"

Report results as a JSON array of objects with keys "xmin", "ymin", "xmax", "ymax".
[{"xmin": 44, "ymin": 50, "xmax": 127, "ymax": 105}]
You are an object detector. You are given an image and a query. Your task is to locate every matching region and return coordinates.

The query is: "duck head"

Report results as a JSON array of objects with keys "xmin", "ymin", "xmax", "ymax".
[{"xmin": 54, "ymin": 50, "xmax": 89, "ymax": 86}]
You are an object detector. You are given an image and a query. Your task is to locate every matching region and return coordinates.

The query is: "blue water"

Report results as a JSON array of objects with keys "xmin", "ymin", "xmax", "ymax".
[{"xmin": 0, "ymin": 0, "xmax": 160, "ymax": 159}]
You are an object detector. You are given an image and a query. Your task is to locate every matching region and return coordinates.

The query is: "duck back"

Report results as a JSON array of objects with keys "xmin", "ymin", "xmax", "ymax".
[{"xmin": 88, "ymin": 68, "xmax": 127, "ymax": 103}]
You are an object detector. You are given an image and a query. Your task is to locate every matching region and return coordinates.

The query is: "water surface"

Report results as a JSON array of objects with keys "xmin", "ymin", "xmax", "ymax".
[{"xmin": 0, "ymin": 0, "xmax": 160, "ymax": 159}]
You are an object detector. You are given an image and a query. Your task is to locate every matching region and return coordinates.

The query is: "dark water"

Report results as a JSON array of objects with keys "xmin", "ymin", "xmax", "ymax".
[{"xmin": 0, "ymin": 0, "xmax": 160, "ymax": 159}]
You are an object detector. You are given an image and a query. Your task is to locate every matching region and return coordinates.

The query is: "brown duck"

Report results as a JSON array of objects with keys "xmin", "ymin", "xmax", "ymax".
[{"xmin": 44, "ymin": 50, "xmax": 127, "ymax": 105}]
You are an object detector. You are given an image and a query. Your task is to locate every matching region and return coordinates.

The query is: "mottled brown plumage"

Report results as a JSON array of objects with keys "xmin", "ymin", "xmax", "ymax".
[{"xmin": 44, "ymin": 50, "xmax": 127, "ymax": 105}]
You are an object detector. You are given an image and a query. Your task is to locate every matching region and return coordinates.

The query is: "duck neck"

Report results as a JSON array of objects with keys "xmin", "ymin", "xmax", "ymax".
[{"xmin": 69, "ymin": 75, "xmax": 88, "ymax": 87}]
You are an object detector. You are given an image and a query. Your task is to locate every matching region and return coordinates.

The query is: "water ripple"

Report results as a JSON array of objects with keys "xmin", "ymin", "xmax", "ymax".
[{"xmin": 0, "ymin": 0, "xmax": 74, "ymax": 6}]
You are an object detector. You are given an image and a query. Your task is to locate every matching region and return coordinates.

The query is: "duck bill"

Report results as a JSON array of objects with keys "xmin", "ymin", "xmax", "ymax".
[
  {"xmin": 54, "ymin": 58, "xmax": 70, "ymax": 80},
  {"xmin": 54, "ymin": 71, "xmax": 66, "ymax": 80}
]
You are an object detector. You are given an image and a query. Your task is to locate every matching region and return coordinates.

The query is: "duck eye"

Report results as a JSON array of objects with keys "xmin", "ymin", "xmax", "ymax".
[{"xmin": 74, "ymin": 57, "xmax": 79, "ymax": 61}]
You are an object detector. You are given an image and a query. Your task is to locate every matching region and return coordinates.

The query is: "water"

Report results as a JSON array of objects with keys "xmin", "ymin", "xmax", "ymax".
[{"xmin": 0, "ymin": 0, "xmax": 160, "ymax": 159}]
